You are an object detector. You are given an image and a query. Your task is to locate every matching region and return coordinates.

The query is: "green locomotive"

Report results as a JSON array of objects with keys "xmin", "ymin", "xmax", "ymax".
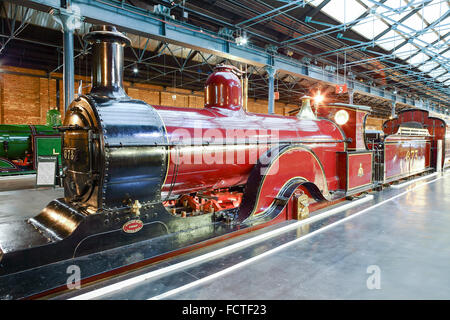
[{"xmin": 0, "ymin": 109, "xmax": 62, "ymax": 176}]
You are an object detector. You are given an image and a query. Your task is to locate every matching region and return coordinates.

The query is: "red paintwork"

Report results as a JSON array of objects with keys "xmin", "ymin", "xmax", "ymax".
[
  {"xmin": 383, "ymin": 109, "xmax": 449, "ymax": 169},
  {"xmin": 446, "ymin": 131, "xmax": 450, "ymax": 168},
  {"xmin": 383, "ymin": 136, "xmax": 431, "ymax": 182},
  {"xmin": 154, "ymin": 69, "xmax": 446, "ymax": 223},
  {"xmin": 204, "ymin": 65, "xmax": 242, "ymax": 111},
  {"xmin": 154, "ymin": 105, "xmax": 345, "ymax": 199},
  {"xmin": 336, "ymin": 152, "xmax": 372, "ymax": 191},
  {"xmin": 250, "ymin": 146, "xmax": 329, "ymax": 218},
  {"xmin": 314, "ymin": 105, "xmax": 369, "ymax": 150},
  {"xmin": 154, "ymin": 67, "xmax": 345, "ymax": 200},
  {"xmin": 347, "ymin": 153, "xmax": 372, "ymax": 190}
]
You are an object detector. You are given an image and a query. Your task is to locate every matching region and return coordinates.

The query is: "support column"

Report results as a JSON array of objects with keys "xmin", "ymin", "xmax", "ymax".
[
  {"xmin": 348, "ymin": 88, "xmax": 354, "ymax": 105},
  {"xmin": 62, "ymin": 21, "xmax": 74, "ymax": 112},
  {"xmin": 51, "ymin": 3, "xmax": 82, "ymax": 112},
  {"xmin": 391, "ymin": 101, "xmax": 396, "ymax": 118},
  {"xmin": 265, "ymin": 66, "xmax": 276, "ymax": 114}
]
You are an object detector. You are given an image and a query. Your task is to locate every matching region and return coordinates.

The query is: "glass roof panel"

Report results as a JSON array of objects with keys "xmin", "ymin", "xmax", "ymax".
[
  {"xmin": 397, "ymin": 13, "xmax": 424, "ymax": 34},
  {"xmin": 441, "ymin": 50, "xmax": 450, "ymax": 59},
  {"xmin": 418, "ymin": 60, "xmax": 439, "ymax": 72},
  {"xmin": 321, "ymin": 0, "xmax": 367, "ymax": 23},
  {"xmin": 358, "ymin": 0, "xmax": 374, "ymax": 7},
  {"xmin": 428, "ymin": 66, "xmax": 447, "ymax": 77},
  {"xmin": 393, "ymin": 42, "xmax": 418, "ymax": 59},
  {"xmin": 420, "ymin": 0, "xmax": 448, "ymax": 24},
  {"xmin": 436, "ymin": 73, "xmax": 450, "ymax": 82},
  {"xmin": 407, "ymin": 52, "xmax": 430, "ymax": 65},
  {"xmin": 382, "ymin": 0, "xmax": 408, "ymax": 10},
  {"xmin": 417, "ymin": 31, "xmax": 440, "ymax": 46},
  {"xmin": 316, "ymin": 0, "xmax": 450, "ymax": 86},
  {"xmin": 376, "ymin": 29, "xmax": 404, "ymax": 50},
  {"xmin": 351, "ymin": 13, "xmax": 389, "ymax": 38},
  {"xmin": 305, "ymin": 0, "xmax": 325, "ymax": 6},
  {"xmin": 376, "ymin": 0, "xmax": 414, "ymax": 20},
  {"xmin": 435, "ymin": 16, "xmax": 450, "ymax": 33},
  {"xmin": 433, "ymin": 39, "xmax": 448, "ymax": 51}
]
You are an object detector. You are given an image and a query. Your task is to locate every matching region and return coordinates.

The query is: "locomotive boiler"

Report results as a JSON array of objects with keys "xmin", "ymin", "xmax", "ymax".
[{"xmin": 0, "ymin": 25, "xmax": 447, "ymax": 278}]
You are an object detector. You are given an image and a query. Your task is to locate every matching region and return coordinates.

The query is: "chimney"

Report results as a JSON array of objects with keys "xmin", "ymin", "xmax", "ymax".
[{"xmin": 83, "ymin": 25, "xmax": 131, "ymax": 99}]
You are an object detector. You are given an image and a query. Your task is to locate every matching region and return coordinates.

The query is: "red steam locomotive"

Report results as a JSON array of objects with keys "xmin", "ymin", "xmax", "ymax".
[{"xmin": 0, "ymin": 25, "xmax": 448, "ymax": 278}]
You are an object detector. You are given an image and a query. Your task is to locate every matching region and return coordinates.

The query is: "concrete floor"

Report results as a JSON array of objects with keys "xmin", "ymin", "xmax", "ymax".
[
  {"xmin": 1, "ymin": 172, "xmax": 450, "ymax": 299},
  {"xmin": 165, "ymin": 172, "xmax": 450, "ymax": 300},
  {"xmin": 0, "ymin": 175, "xmax": 63, "ymax": 223},
  {"xmin": 82, "ymin": 171, "xmax": 450, "ymax": 300},
  {"xmin": 0, "ymin": 174, "xmax": 37, "ymax": 192}
]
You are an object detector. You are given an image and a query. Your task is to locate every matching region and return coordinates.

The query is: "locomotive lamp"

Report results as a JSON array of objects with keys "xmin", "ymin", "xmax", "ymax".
[{"xmin": 335, "ymin": 109, "xmax": 349, "ymax": 125}]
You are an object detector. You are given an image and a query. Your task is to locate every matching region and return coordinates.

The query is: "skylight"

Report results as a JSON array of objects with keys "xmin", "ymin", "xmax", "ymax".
[
  {"xmin": 418, "ymin": 61, "xmax": 440, "ymax": 72},
  {"xmin": 351, "ymin": 13, "xmax": 389, "ymax": 38},
  {"xmin": 306, "ymin": 0, "xmax": 450, "ymax": 91},
  {"xmin": 321, "ymin": 0, "xmax": 367, "ymax": 24}
]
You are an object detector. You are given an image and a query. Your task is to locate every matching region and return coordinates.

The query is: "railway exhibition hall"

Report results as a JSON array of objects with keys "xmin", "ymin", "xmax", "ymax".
[{"xmin": 0, "ymin": 0, "xmax": 449, "ymax": 303}]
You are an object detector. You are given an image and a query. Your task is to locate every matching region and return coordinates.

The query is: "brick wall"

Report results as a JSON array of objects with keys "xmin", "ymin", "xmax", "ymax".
[
  {"xmin": 0, "ymin": 67, "xmax": 55, "ymax": 124},
  {"xmin": 0, "ymin": 66, "xmax": 87, "ymax": 125},
  {"xmin": 0, "ymin": 66, "xmax": 301, "ymax": 125},
  {"xmin": 0, "ymin": 65, "xmax": 385, "ymax": 130}
]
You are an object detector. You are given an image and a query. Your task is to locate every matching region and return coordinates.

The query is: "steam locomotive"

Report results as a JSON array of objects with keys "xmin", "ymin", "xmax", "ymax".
[
  {"xmin": 0, "ymin": 109, "xmax": 62, "ymax": 176},
  {"xmin": 0, "ymin": 25, "xmax": 448, "ymax": 276}
]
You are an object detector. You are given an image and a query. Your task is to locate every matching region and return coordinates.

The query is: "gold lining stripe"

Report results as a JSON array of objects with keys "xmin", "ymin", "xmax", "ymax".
[
  {"xmin": 324, "ymin": 105, "xmax": 370, "ymax": 113},
  {"xmin": 153, "ymin": 109, "xmax": 171, "ymax": 188},
  {"xmin": 348, "ymin": 182, "xmax": 372, "ymax": 191},
  {"xmin": 252, "ymin": 176, "xmax": 307, "ymax": 217},
  {"xmin": 250, "ymin": 145, "xmax": 329, "ymax": 217}
]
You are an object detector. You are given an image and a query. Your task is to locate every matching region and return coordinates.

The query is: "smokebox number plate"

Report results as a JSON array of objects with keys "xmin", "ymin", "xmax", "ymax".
[{"xmin": 63, "ymin": 148, "xmax": 79, "ymax": 161}]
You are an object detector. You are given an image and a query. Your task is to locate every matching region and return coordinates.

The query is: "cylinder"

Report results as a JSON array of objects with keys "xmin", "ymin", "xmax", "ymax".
[{"xmin": 83, "ymin": 25, "xmax": 131, "ymax": 99}]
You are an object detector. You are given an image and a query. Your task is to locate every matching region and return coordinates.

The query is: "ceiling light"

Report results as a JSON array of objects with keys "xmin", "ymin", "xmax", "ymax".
[
  {"xmin": 235, "ymin": 31, "xmax": 248, "ymax": 46},
  {"xmin": 236, "ymin": 36, "xmax": 248, "ymax": 45},
  {"xmin": 314, "ymin": 92, "xmax": 324, "ymax": 104}
]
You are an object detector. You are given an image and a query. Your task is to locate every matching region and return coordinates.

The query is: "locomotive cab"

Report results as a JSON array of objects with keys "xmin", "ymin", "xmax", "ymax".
[{"xmin": 314, "ymin": 103, "xmax": 371, "ymax": 151}]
